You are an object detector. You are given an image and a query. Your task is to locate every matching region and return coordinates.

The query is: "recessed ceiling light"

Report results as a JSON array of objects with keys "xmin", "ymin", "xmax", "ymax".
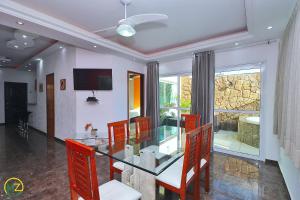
[
  {"xmin": 28, "ymin": 69, "xmax": 31, "ymax": 72},
  {"xmin": 28, "ymin": 63, "xmax": 31, "ymax": 66},
  {"xmin": 16, "ymin": 21, "xmax": 24, "ymax": 25},
  {"xmin": 235, "ymin": 42, "xmax": 239, "ymax": 46},
  {"xmin": 14, "ymin": 45, "xmax": 19, "ymax": 49},
  {"xmin": 24, "ymin": 42, "xmax": 28, "ymax": 46},
  {"xmin": 267, "ymin": 26, "xmax": 273, "ymax": 30},
  {"xmin": 22, "ymin": 34, "xmax": 27, "ymax": 38},
  {"xmin": 25, "ymin": 65, "xmax": 28, "ymax": 68},
  {"xmin": 93, "ymin": 45, "xmax": 97, "ymax": 48},
  {"xmin": 59, "ymin": 46, "xmax": 63, "ymax": 49}
]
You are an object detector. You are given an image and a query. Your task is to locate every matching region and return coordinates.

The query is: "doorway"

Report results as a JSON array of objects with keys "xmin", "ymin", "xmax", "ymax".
[
  {"xmin": 213, "ymin": 64, "xmax": 261, "ymax": 158},
  {"xmin": 4, "ymin": 82, "xmax": 28, "ymax": 124},
  {"xmin": 127, "ymin": 71, "xmax": 144, "ymax": 122},
  {"xmin": 46, "ymin": 73, "xmax": 55, "ymax": 138}
]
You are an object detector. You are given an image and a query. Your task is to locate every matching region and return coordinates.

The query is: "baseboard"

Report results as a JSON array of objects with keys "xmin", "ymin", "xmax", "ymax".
[
  {"xmin": 266, "ymin": 159, "xmax": 291, "ymax": 199},
  {"xmin": 265, "ymin": 159, "xmax": 280, "ymax": 167},
  {"xmin": 54, "ymin": 137, "xmax": 65, "ymax": 144},
  {"xmin": 29, "ymin": 126, "xmax": 46, "ymax": 135},
  {"xmin": 29, "ymin": 126, "xmax": 65, "ymax": 145}
]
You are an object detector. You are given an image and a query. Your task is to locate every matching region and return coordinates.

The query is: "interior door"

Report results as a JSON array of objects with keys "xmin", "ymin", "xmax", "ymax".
[
  {"xmin": 46, "ymin": 74, "xmax": 55, "ymax": 138},
  {"xmin": 128, "ymin": 71, "xmax": 144, "ymax": 122},
  {"xmin": 4, "ymin": 82, "xmax": 27, "ymax": 124}
]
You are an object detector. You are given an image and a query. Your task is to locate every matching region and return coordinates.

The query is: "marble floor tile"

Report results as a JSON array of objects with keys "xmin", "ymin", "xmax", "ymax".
[{"xmin": 0, "ymin": 126, "xmax": 290, "ymax": 200}]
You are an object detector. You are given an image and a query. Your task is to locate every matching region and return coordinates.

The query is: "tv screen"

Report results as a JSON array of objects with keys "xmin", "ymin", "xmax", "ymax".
[{"xmin": 73, "ymin": 69, "xmax": 112, "ymax": 90}]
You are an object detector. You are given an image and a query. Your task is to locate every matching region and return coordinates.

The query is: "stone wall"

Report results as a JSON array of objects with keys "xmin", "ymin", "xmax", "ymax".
[
  {"xmin": 171, "ymin": 73, "xmax": 260, "ymax": 129},
  {"xmin": 214, "ymin": 72, "xmax": 260, "ymax": 130},
  {"xmin": 180, "ymin": 76, "xmax": 192, "ymax": 108}
]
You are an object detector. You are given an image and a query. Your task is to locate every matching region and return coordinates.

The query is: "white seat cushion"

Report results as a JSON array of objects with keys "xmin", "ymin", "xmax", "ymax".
[
  {"xmin": 113, "ymin": 161, "xmax": 124, "ymax": 171},
  {"xmin": 200, "ymin": 158, "xmax": 207, "ymax": 169},
  {"xmin": 156, "ymin": 157, "xmax": 207, "ymax": 189},
  {"xmin": 113, "ymin": 156, "xmax": 141, "ymax": 171},
  {"xmin": 78, "ymin": 180, "xmax": 141, "ymax": 200}
]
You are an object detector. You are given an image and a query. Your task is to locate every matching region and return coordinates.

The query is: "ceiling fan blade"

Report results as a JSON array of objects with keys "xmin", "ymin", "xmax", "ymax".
[
  {"xmin": 125, "ymin": 14, "xmax": 168, "ymax": 26},
  {"xmin": 93, "ymin": 26, "xmax": 117, "ymax": 33}
]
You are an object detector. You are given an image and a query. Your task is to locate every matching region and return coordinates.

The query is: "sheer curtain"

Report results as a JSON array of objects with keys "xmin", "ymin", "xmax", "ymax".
[
  {"xmin": 274, "ymin": 2, "xmax": 300, "ymax": 168},
  {"xmin": 146, "ymin": 61, "xmax": 160, "ymax": 128},
  {"xmin": 191, "ymin": 51, "xmax": 215, "ymax": 125}
]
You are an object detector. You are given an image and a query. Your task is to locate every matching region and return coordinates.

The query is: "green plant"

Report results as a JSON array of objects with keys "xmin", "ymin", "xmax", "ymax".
[{"xmin": 180, "ymin": 98, "xmax": 191, "ymax": 108}]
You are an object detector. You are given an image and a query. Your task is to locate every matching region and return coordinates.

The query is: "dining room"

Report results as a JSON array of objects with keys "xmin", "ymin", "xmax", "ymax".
[{"xmin": 1, "ymin": 0, "xmax": 299, "ymax": 199}]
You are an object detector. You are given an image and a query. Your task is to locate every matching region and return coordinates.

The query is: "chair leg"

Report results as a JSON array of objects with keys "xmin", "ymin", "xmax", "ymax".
[
  {"xmin": 205, "ymin": 165, "xmax": 210, "ymax": 192},
  {"xmin": 193, "ymin": 178, "xmax": 200, "ymax": 200},
  {"xmin": 70, "ymin": 188, "xmax": 78, "ymax": 200},
  {"xmin": 109, "ymin": 159, "xmax": 114, "ymax": 180},
  {"xmin": 180, "ymin": 192, "xmax": 186, "ymax": 200},
  {"xmin": 110, "ymin": 168, "xmax": 114, "ymax": 180}
]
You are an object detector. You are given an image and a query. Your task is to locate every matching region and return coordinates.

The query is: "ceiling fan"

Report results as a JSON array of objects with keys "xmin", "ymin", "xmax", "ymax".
[{"xmin": 94, "ymin": 0, "xmax": 168, "ymax": 37}]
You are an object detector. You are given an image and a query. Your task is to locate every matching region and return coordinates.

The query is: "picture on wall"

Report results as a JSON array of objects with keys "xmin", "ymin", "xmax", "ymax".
[{"xmin": 60, "ymin": 79, "xmax": 66, "ymax": 90}]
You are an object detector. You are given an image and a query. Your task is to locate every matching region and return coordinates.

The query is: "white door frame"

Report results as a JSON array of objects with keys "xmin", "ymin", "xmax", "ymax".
[{"xmin": 213, "ymin": 62, "xmax": 265, "ymax": 161}]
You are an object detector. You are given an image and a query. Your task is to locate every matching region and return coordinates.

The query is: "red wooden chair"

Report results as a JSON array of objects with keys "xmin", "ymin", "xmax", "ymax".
[
  {"xmin": 107, "ymin": 120, "xmax": 130, "ymax": 180},
  {"xmin": 156, "ymin": 127, "xmax": 202, "ymax": 200},
  {"xmin": 181, "ymin": 114, "xmax": 201, "ymax": 132},
  {"xmin": 198, "ymin": 123, "xmax": 212, "ymax": 195},
  {"xmin": 134, "ymin": 117, "xmax": 151, "ymax": 142},
  {"xmin": 65, "ymin": 139, "xmax": 141, "ymax": 200}
]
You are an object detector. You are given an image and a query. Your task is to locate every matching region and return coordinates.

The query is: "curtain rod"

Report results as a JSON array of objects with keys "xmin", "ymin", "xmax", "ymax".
[{"xmin": 159, "ymin": 39, "xmax": 278, "ymax": 62}]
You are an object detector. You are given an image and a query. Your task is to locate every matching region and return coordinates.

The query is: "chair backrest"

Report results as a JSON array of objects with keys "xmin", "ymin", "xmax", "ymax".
[
  {"xmin": 180, "ymin": 127, "xmax": 201, "ymax": 188},
  {"xmin": 107, "ymin": 120, "xmax": 130, "ymax": 146},
  {"xmin": 200, "ymin": 123, "xmax": 212, "ymax": 162},
  {"xmin": 134, "ymin": 117, "xmax": 150, "ymax": 139},
  {"xmin": 181, "ymin": 114, "xmax": 201, "ymax": 132},
  {"xmin": 65, "ymin": 139, "xmax": 100, "ymax": 200}
]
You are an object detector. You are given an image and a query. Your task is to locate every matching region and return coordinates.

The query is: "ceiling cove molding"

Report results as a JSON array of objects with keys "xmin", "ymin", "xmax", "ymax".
[
  {"xmin": 0, "ymin": 0, "xmax": 254, "ymax": 62},
  {"xmin": 0, "ymin": 0, "xmax": 146, "ymax": 59},
  {"xmin": 145, "ymin": 31, "xmax": 253, "ymax": 61}
]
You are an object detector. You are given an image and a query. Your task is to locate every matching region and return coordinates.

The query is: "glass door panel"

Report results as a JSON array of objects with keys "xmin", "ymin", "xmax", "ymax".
[
  {"xmin": 159, "ymin": 76, "xmax": 178, "ymax": 108},
  {"xmin": 159, "ymin": 75, "xmax": 192, "ymax": 128},
  {"xmin": 214, "ymin": 67, "xmax": 261, "ymax": 157}
]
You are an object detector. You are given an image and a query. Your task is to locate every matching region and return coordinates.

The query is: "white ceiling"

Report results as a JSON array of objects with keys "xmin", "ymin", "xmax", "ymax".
[
  {"xmin": 0, "ymin": 24, "xmax": 55, "ymax": 69},
  {"xmin": 10, "ymin": 0, "xmax": 247, "ymax": 54},
  {"xmin": 0, "ymin": 0, "xmax": 297, "ymax": 61}
]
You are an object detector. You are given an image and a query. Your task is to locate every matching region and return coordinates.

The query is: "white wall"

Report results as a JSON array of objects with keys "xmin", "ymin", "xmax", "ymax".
[
  {"xmin": 0, "ymin": 68, "xmax": 36, "ymax": 124},
  {"xmin": 75, "ymin": 48, "xmax": 146, "ymax": 137},
  {"xmin": 279, "ymin": 148, "xmax": 300, "ymax": 200},
  {"xmin": 29, "ymin": 46, "xmax": 77, "ymax": 140},
  {"xmin": 160, "ymin": 42, "xmax": 280, "ymax": 161}
]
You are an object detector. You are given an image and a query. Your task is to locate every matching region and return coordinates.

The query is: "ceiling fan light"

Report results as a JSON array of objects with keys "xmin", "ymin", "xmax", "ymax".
[{"xmin": 116, "ymin": 24, "xmax": 136, "ymax": 37}]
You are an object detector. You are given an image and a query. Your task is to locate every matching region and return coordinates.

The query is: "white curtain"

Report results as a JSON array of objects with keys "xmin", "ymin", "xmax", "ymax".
[{"xmin": 274, "ymin": 1, "xmax": 300, "ymax": 168}]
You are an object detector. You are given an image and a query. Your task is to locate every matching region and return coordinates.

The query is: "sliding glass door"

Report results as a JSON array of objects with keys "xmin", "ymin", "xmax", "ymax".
[
  {"xmin": 213, "ymin": 65, "xmax": 261, "ymax": 157},
  {"xmin": 159, "ymin": 75, "xmax": 192, "ymax": 127}
]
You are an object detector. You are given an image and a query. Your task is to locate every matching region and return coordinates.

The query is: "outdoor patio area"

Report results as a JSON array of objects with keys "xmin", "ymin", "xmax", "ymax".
[{"xmin": 214, "ymin": 130, "xmax": 259, "ymax": 156}]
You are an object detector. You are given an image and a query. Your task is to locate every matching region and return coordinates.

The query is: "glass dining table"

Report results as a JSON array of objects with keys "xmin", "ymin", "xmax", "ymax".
[{"xmin": 74, "ymin": 125, "xmax": 186, "ymax": 176}]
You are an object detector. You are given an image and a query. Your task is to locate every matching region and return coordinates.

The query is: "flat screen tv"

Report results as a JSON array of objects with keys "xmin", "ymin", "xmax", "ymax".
[{"xmin": 73, "ymin": 69, "xmax": 112, "ymax": 90}]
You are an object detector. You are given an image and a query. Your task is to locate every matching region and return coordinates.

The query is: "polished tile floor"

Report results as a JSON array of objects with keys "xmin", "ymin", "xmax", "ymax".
[{"xmin": 0, "ymin": 125, "xmax": 290, "ymax": 200}]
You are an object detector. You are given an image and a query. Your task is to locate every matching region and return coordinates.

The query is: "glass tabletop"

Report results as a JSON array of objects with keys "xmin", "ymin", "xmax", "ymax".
[{"xmin": 74, "ymin": 126, "xmax": 186, "ymax": 176}]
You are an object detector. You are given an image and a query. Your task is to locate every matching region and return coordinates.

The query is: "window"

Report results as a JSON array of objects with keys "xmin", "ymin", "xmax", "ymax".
[{"xmin": 159, "ymin": 75, "xmax": 192, "ymax": 127}]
